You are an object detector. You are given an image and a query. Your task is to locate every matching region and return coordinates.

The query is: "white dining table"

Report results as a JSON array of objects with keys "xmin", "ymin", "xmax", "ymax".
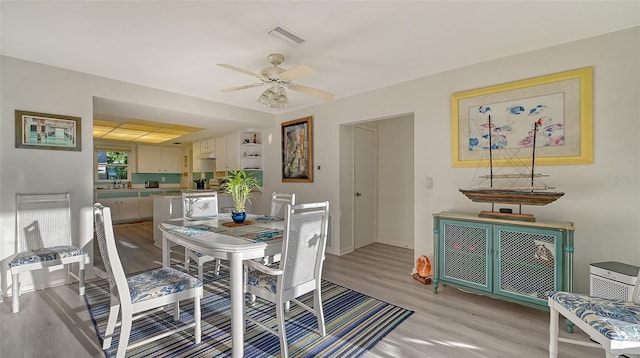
[{"xmin": 159, "ymin": 214, "xmax": 284, "ymax": 357}]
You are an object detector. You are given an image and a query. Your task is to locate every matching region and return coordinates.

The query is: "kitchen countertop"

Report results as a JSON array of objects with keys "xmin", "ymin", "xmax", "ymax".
[{"xmin": 94, "ymin": 187, "xmax": 182, "ymax": 192}]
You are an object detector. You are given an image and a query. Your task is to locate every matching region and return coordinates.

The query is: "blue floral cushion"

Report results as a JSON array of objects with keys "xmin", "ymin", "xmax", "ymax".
[
  {"xmin": 9, "ymin": 245, "xmax": 86, "ymax": 268},
  {"xmin": 246, "ymin": 270, "xmax": 278, "ymax": 294},
  {"xmin": 128, "ymin": 267, "xmax": 203, "ymax": 304},
  {"xmin": 549, "ymin": 291, "xmax": 640, "ymax": 342}
]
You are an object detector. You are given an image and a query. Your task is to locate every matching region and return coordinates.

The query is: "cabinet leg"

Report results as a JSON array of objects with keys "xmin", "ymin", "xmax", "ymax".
[
  {"xmin": 433, "ymin": 279, "xmax": 439, "ymax": 294},
  {"xmin": 564, "ymin": 318, "xmax": 574, "ymax": 333}
]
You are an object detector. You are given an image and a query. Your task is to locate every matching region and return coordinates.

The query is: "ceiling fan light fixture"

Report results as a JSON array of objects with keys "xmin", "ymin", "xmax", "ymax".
[{"xmin": 258, "ymin": 85, "xmax": 288, "ymax": 108}]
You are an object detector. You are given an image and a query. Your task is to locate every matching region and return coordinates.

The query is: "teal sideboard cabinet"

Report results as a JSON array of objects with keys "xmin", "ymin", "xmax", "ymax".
[{"xmin": 432, "ymin": 212, "xmax": 575, "ymax": 311}]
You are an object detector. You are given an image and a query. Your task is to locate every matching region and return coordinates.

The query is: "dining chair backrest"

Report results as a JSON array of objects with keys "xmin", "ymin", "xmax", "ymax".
[
  {"xmin": 94, "ymin": 203, "xmax": 131, "ymax": 300},
  {"xmin": 183, "ymin": 191, "xmax": 218, "ymax": 220},
  {"xmin": 93, "ymin": 203, "xmax": 127, "ymax": 302},
  {"xmin": 16, "ymin": 193, "xmax": 72, "ymax": 252},
  {"xmin": 279, "ymin": 201, "xmax": 329, "ymax": 300},
  {"xmin": 632, "ymin": 269, "xmax": 640, "ymax": 303},
  {"xmin": 270, "ymin": 192, "xmax": 295, "ymax": 218}
]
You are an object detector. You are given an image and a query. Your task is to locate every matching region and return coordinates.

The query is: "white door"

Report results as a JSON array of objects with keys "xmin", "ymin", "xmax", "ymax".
[{"xmin": 354, "ymin": 126, "xmax": 377, "ymax": 249}]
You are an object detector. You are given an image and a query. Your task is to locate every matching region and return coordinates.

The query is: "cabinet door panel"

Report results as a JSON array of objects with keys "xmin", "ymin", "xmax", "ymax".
[
  {"xmin": 440, "ymin": 219, "xmax": 492, "ymax": 292},
  {"xmin": 494, "ymin": 225, "xmax": 561, "ymax": 304},
  {"xmin": 215, "ymin": 136, "xmax": 227, "ymax": 171},
  {"xmin": 161, "ymin": 147, "xmax": 182, "ymax": 173},
  {"xmin": 226, "ymin": 133, "xmax": 240, "ymax": 170},
  {"xmin": 138, "ymin": 145, "xmax": 162, "ymax": 173},
  {"xmin": 192, "ymin": 142, "xmax": 202, "ymax": 172}
]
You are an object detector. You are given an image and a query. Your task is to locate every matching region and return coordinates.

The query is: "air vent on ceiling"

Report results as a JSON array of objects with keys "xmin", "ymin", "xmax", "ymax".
[{"xmin": 267, "ymin": 25, "xmax": 305, "ymax": 47}]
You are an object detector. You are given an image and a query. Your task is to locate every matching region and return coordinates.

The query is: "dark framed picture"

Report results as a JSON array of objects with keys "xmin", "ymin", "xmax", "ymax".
[
  {"xmin": 281, "ymin": 116, "xmax": 313, "ymax": 182},
  {"xmin": 15, "ymin": 110, "xmax": 81, "ymax": 151}
]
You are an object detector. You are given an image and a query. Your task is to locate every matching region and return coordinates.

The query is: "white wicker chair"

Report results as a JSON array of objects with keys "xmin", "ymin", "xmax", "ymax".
[
  {"xmin": 548, "ymin": 268, "xmax": 640, "ymax": 357},
  {"xmin": 246, "ymin": 192, "xmax": 296, "ymax": 307},
  {"xmin": 182, "ymin": 191, "xmax": 222, "ymax": 280},
  {"xmin": 9, "ymin": 193, "xmax": 87, "ymax": 313},
  {"xmin": 270, "ymin": 192, "xmax": 296, "ymax": 219},
  {"xmin": 94, "ymin": 203, "xmax": 203, "ymax": 358},
  {"xmin": 244, "ymin": 201, "xmax": 329, "ymax": 358}
]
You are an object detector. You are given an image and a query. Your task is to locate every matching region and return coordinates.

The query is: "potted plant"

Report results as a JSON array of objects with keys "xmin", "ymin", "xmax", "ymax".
[{"xmin": 223, "ymin": 170, "xmax": 261, "ymax": 223}]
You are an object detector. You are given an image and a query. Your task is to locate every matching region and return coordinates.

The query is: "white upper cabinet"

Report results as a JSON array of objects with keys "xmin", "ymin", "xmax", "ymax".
[
  {"xmin": 215, "ymin": 135, "xmax": 227, "ymax": 172},
  {"xmin": 138, "ymin": 145, "xmax": 182, "ymax": 173},
  {"xmin": 200, "ymin": 138, "xmax": 216, "ymax": 153},
  {"xmin": 226, "ymin": 132, "xmax": 240, "ymax": 171}
]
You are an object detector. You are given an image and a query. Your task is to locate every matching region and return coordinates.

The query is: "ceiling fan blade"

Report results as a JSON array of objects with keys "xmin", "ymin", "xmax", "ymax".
[
  {"xmin": 217, "ymin": 64, "xmax": 268, "ymax": 81},
  {"xmin": 289, "ymin": 84, "xmax": 334, "ymax": 101},
  {"xmin": 280, "ymin": 65, "xmax": 315, "ymax": 82},
  {"xmin": 220, "ymin": 83, "xmax": 264, "ymax": 93}
]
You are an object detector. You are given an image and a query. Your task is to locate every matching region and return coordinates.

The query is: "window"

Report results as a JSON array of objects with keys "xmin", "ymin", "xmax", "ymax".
[{"xmin": 96, "ymin": 150, "xmax": 130, "ymax": 181}]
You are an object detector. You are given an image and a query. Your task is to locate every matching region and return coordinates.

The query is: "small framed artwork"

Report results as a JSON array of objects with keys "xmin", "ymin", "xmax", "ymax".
[
  {"xmin": 451, "ymin": 67, "xmax": 593, "ymax": 167},
  {"xmin": 282, "ymin": 116, "xmax": 313, "ymax": 182},
  {"xmin": 15, "ymin": 110, "xmax": 82, "ymax": 151}
]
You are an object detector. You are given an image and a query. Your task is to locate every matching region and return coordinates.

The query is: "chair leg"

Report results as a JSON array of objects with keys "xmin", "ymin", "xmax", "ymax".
[
  {"xmin": 198, "ymin": 263, "xmax": 204, "ymax": 281},
  {"xmin": 314, "ymin": 289, "xmax": 326, "ymax": 336},
  {"xmin": 184, "ymin": 248, "xmax": 190, "ymax": 270},
  {"xmin": 214, "ymin": 259, "xmax": 222, "ymax": 275},
  {"xmin": 11, "ymin": 272, "xmax": 20, "ymax": 313},
  {"xmin": 115, "ymin": 309, "xmax": 132, "ymax": 358},
  {"xmin": 194, "ymin": 294, "xmax": 201, "ymax": 344},
  {"xmin": 173, "ymin": 301, "xmax": 180, "ymax": 320},
  {"xmin": 549, "ymin": 305, "xmax": 559, "ymax": 358},
  {"xmin": 276, "ymin": 301, "xmax": 289, "ymax": 358},
  {"xmin": 78, "ymin": 258, "xmax": 86, "ymax": 296},
  {"xmin": 103, "ymin": 303, "xmax": 120, "ymax": 349}
]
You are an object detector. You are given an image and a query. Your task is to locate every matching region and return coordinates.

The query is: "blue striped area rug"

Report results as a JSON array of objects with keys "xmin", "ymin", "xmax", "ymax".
[{"xmin": 85, "ymin": 265, "xmax": 413, "ymax": 357}]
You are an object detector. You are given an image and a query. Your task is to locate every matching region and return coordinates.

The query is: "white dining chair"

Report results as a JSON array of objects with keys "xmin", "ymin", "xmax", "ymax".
[
  {"xmin": 9, "ymin": 193, "xmax": 87, "ymax": 313},
  {"xmin": 246, "ymin": 192, "xmax": 297, "ymax": 306},
  {"xmin": 270, "ymin": 192, "xmax": 296, "ymax": 219},
  {"xmin": 547, "ymin": 269, "xmax": 640, "ymax": 357},
  {"xmin": 244, "ymin": 201, "xmax": 329, "ymax": 358},
  {"xmin": 94, "ymin": 203, "xmax": 203, "ymax": 358},
  {"xmin": 182, "ymin": 191, "xmax": 223, "ymax": 280}
]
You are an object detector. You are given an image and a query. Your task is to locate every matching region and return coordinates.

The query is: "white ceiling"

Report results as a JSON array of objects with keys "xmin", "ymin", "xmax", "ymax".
[{"xmin": 2, "ymin": 1, "xmax": 639, "ymax": 141}]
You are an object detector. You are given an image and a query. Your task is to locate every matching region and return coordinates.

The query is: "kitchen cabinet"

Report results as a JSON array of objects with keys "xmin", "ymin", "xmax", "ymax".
[
  {"xmin": 432, "ymin": 212, "xmax": 575, "ymax": 310},
  {"xmin": 215, "ymin": 135, "xmax": 227, "ymax": 172},
  {"xmin": 152, "ymin": 194, "xmax": 183, "ymax": 247},
  {"xmin": 100, "ymin": 197, "xmax": 139, "ymax": 222},
  {"xmin": 193, "ymin": 140, "xmax": 215, "ymax": 173},
  {"xmin": 138, "ymin": 145, "xmax": 182, "ymax": 173},
  {"xmin": 200, "ymin": 138, "xmax": 216, "ymax": 153},
  {"xmin": 226, "ymin": 132, "xmax": 240, "ymax": 170},
  {"xmin": 138, "ymin": 196, "xmax": 153, "ymax": 218}
]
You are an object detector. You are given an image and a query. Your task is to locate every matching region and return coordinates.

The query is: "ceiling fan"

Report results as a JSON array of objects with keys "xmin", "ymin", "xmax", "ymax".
[{"xmin": 218, "ymin": 53, "xmax": 334, "ymax": 108}]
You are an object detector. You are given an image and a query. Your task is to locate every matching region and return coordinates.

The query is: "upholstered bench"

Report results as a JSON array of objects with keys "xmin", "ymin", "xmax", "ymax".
[{"xmin": 548, "ymin": 290, "xmax": 640, "ymax": 357}]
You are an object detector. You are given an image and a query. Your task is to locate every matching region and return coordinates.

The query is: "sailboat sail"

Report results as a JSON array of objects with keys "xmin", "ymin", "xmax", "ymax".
[{"xmin": 460, "ymin": 115, "xmax": 564, "ymax": 207}]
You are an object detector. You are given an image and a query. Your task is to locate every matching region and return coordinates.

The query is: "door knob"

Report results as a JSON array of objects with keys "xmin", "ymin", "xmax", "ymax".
[{"xmin": 355, "ymin": 192, "xmax": 362, "ymax": 197}]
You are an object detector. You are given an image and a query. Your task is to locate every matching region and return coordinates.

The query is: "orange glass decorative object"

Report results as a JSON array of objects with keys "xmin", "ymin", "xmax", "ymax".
[{"xmin": 416, "ymin": 255, "xmax": 431, "ymax": 278}]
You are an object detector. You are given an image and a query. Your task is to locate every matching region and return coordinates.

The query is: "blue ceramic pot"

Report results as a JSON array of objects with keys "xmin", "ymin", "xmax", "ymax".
[{"xmin": 231, "ymin": 211, "xmax": 246, "ymax": 224}]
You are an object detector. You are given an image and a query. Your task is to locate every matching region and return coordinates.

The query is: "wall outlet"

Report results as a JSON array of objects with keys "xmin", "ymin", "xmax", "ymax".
[
  {"xmin": 426, "ymin": 176, "xmax": 433, "ymax": 189},
  {"xmin": 161, "ymin": 176, "xmax": 165, "ymax": 182}
]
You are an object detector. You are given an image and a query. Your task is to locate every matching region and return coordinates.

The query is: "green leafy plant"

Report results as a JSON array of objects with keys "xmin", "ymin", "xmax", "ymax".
[{"xmin": 223, "ymin": 170, "xmax": 261, "ymax": 213}]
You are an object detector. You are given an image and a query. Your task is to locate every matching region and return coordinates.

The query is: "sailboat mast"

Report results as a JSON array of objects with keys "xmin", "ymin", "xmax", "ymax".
[
  {"xmin": 530, "ymin": 119, "xmax": 540, "ymax": 191},
  {"xmin": 488, "ymin": 115, "xmax": 493, "ymax": 188}
]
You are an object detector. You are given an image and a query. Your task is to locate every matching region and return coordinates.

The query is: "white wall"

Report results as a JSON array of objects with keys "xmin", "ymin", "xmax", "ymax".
[
  {"xmin": 0, "ymin": 56, "xmax": 273, "ymax": 296},
  {"xmin": 376, "ymin": 115, "xmax": 414, "ymax": 249},
  {"xmin": 262, "ymin": 27, "xmax": 640, "ymax": 293}
]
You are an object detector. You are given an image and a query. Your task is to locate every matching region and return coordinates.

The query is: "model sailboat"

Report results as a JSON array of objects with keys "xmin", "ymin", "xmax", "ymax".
[{"xmin": 459, "ymin": 115, "xmax": 564, "ymax": 221}]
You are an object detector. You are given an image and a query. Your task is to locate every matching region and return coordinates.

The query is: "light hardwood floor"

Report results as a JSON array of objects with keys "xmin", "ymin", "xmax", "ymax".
[{"xmin": 0, "ymin": 221, "xmax": 601, "ymax": 357}]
